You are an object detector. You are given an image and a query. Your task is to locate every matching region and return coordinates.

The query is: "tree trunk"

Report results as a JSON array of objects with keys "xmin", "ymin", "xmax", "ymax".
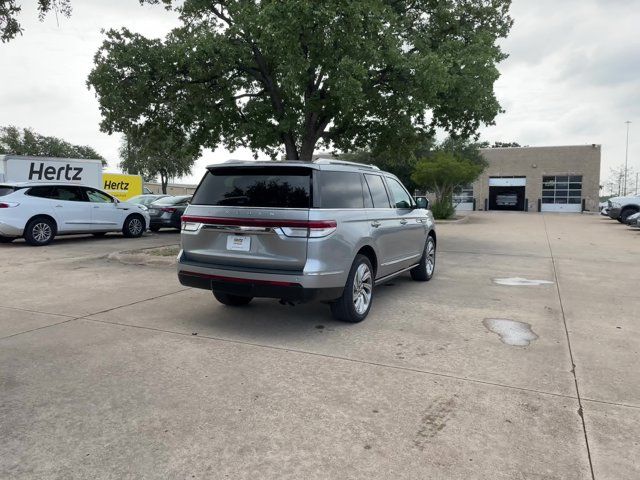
[
  {"xmin": 282, "ymin": 133, "xmax": 299, "ymax": 160},
  {"xmin": 160, "ymin": 170, "xmax": 168, "ymax": 194},
  {"xmin": 299, "ymin": 134, "xmax": 318, "ymax": 161}
]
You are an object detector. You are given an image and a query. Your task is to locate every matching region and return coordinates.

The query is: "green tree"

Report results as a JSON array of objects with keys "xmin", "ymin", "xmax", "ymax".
[
  {"xmin": 1, "ymin": 1, "xmax": 72, "ymax": 42},
  {"xmin": 0, "ymin": 125, "xmax": 105, "ymax": 164},
  {"xmin": 88, "ymin": 0, "xmax": 512, "ymax": 161},
  {"xmin": 342, "ymin": 134, "xmax": 437, "ymax": 193},
  {"xmin": 411, "ymin": 140, "xmax": 486, "ymax": 219},
  {"xmin": 119, "ymin": 129, "xmax": 199, "ymax": 194}
]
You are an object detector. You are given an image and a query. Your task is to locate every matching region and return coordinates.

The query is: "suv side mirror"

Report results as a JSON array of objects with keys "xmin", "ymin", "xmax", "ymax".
[{"xmin": 415, "ymin": 196, "xmax": 429, "ymax": 210}]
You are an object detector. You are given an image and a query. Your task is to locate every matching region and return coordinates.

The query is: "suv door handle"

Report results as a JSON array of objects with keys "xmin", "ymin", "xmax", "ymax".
[
  {"xmin": 371, "ymin": 221, "xmax": 381, "ymax": 228},
  {"xmin": 400, "ymin": 219, "xmax": 408, "ymax": 225}
]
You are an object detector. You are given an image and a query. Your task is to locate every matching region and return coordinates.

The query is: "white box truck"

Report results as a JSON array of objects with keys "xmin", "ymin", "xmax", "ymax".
[{"xmin": 0, "ymin": 155, "xmax": 103, "ymax": 187}]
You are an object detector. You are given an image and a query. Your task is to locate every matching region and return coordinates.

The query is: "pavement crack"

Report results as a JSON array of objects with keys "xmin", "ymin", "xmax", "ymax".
[
  {"xmin": 0, "ymin": 288, "xmax": 190, "ymax": 342},
  {"xmin": 83, "ymin": 315, "xmax": 585, "ymax": 403},
  {"xmin": 0, "ymin": 305, "xmax": 76, "ymax": 319},
  {"xmin": 542, "ymin": 214, "xmax": 596, "ymax": 480},
  {"xmin": 0, "ymin": 317, "xmax": 77, "ymax": 340}
]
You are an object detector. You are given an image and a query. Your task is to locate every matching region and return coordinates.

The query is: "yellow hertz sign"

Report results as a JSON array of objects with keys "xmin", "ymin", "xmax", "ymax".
[{"xmin": 102, "ymin": 173, "xmax": 143, "ymax": 201}]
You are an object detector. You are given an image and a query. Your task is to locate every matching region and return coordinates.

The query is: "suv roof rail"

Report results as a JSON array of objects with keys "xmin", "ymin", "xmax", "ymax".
[{"xmin": 313, "ymin": 158, "xmax": 380, "ymax": 170}]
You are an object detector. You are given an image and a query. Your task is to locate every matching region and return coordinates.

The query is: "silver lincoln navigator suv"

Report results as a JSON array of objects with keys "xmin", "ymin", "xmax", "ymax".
[{"xmin": 177, "ymin": 159, "xmax": 436, "ymax": 323}]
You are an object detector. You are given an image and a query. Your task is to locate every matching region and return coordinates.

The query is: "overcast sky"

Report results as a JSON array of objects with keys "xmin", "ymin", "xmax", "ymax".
[{"xmin": 1, "ymin": 0, "xmax": 638, "ymax": 187}]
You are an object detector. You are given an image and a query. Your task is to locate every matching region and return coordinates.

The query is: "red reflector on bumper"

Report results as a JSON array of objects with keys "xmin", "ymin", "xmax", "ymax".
[{"xmin": 180, "ymin": 270, "xmax": 300, "ymax": 287}]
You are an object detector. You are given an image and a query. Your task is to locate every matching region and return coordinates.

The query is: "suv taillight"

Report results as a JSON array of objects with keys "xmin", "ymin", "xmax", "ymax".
[
  {"xmin": 161, "ymin": 207, "xmax": 177, "ymax": 213},
  {"xmin": 280, "ymin": 221, "xmax": 337, "ymax": 238},
  {"xmin": 180, "ymin": 216, "xmax": 337, "ymax": 238},
  {"xmin": 0, "ymin": 202, "xmax": 19, "ymax": 208}
]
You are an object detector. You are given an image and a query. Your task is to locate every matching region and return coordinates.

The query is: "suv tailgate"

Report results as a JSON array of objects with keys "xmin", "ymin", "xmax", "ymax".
[{"xmin": 181, "ymin": 166, "xmax": 312, "ymax": 272}]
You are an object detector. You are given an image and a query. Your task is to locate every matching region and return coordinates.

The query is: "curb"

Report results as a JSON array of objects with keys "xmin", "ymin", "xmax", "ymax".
[
  {"xmin": 435, "ymin": 215, "xmax": 469, "ymax": 225},
  {"xmin": 107, "ymin": 244, "xmax": 180, "ymax": 266}
]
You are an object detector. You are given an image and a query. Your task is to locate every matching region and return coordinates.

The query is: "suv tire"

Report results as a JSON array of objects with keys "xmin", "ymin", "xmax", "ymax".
[
  {"xmin": 619, "ymin": 207, "xmax": 639, "ymax": 224},
  {"xmin": 410, "ymin": 235, "xmax": 436, "ymax": 281},
  {"xmin": 123, "ymin": 214, "xmax": 145, "ymax": 238},
  {"xmin": 213, "ymin": 292, "xmax": 253, "ymax": 306},
  {"xmin": 24, "ymin": 217, "xmax": 56, "ymax": 246},
  {"xmin": 330, "ymin": 254, "xmax": 374, "ymax": 323}
]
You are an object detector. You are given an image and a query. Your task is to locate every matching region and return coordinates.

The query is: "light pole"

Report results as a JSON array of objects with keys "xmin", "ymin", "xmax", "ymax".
[{"xmin": 624, "ymin": 120, "xmax": 631, "ymax": 195}]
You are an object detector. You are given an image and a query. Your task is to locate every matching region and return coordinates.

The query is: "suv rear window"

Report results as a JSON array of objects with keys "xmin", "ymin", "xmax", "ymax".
[{"xmin": 192, "ymin": 167, "xmax": 311, "ymax": 208}]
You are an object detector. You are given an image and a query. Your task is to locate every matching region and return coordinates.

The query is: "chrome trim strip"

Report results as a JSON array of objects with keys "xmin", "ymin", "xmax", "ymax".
[
  {"xmin": 374, "ymin": 264, "xmax": 419, "ymax": 285},
  {"xmin": 380, "ymin": 253, "xmax": 421, "ymax": 267},
  {"xmin": 189, "ymin": 205, "xmax": 310, "ymax": 211},
  {"xmin": 305, "ymin": 270, "xmax": 344, "ymax": 276},
  {"xmin": 202, "ymin": 225, "xmax": 275, "ymax": 234}
]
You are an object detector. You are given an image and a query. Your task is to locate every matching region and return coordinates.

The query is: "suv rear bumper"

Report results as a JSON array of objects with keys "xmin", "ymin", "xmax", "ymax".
[
  {"xmin": 178, "ymin": 269, "xmax": 343, "ymax": 302},
  {"xmin": 177, "ymin": 256, "xmax": 346, "ymax": 302},
  {"xmin": 0, "ymin": 220, "xmax": 23, "ymax": 237},
  {"xmin": 150, "ymin": 218, "xmax": 178, "ymax": 228}
]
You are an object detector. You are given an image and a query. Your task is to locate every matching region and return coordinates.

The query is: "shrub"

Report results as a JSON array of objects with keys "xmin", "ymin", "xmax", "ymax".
[{"xmin": 431, "ymin": 198, "xmax": 456, "ymax": 220}]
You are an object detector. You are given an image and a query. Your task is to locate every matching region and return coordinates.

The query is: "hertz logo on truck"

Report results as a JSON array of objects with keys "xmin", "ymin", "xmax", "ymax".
[
  {"xmin": 102, "ymin": 173, "xmax": 143, "ymax": 200},
  {"xmin": 28, "ymin": 162, "xmax": 83, "ymax": 181},
  {"xmin": 104, "ymin": 180, "xmax": 130, "ymax": 190}
]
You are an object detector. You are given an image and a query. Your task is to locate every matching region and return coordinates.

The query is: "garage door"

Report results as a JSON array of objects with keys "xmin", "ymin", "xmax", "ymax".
[
  {"xmin": 541, "ymin": 203, "xmax": 582, "ymax": 213},
  {"xmin": 541, "ymin": 175, "xmax": 582, "ymax": 213}
]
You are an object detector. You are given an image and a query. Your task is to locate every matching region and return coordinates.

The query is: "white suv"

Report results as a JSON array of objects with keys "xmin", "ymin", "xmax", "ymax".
[{"xmin": 0, "ymin": 182, "xmax": 151, "ymax": 246}]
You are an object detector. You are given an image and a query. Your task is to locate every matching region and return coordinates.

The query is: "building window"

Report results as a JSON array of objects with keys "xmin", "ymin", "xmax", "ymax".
[
  {"xmin": 453, "ymin": 185, "xmax": 474, "ymax": 205},
  {"xmin": 542, "ymin": 175, "xmax": 582, "ymax": 204}
]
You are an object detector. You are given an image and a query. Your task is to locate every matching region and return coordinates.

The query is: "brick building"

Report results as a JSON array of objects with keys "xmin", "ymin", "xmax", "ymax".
[{"xmin": 454, "ymin": 145, "xmax": 601, "ymax": 213}]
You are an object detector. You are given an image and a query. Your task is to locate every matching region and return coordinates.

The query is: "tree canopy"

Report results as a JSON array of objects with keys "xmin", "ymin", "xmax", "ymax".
[
  {"xmin": 88, "ymin": 0, "xmax": 512, "ymax": 161},
  {"xmin": 0, "ymin": 125, "xmax": 105, "ymax": 164},
  {"xmin": 119, "ymin": 128, "xmax": 199, "ymax": 193},
  {"xmin": 410, "ymin": 137, "xmax": 486, "ymax": 218},
  {"xmin": 412, "ymin": 150, "xmax": 485, "ymax": 198},
  {"xmin": 0, "ymin": 1, "xmax": 72, "ymax": 42}
]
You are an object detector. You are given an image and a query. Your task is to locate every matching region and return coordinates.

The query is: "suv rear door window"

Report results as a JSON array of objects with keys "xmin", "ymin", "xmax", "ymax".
[
  {"xmin": 386, "ymin": 177, "xmax": 414, "ymax": 209},
  {"xmin": 192, "ymin": 167, "xmax": 311, "ymax": 208},
  {"xmin": 364, "ymin": 174, "xmax": 391, "ymax": 208},
  {"xmin": 318, "ymin": 171, "xmax": 364, "ymax": 208},
  {"xmin": 51, "ymin": 186, "xmax": 86, "ymax": 202}
]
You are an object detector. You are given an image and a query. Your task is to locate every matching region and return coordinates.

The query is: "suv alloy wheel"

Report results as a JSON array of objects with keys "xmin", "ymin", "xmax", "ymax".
[
  {"xmin": 330, "ymin": 254, "xmax": 374, "ymax": 323},
  {"xmin": 410, "ymin": 235, "xmax": 436, "ymax": 281},
  {"xmin": 24, "ymin": 217, "xmax": 56, "ymax": 246},
  {"xmin": 123, "ymin": 215, "xmax": 145, "ymax": 238}
]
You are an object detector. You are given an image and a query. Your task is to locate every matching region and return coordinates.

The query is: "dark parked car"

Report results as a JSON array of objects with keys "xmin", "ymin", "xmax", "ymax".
[
  {"xmin": 128, "ymin": 194, "xmax": 169, "ymax": 207},
  {"xmin": 148, "ymin": 195, "xmax": 191, "ymax": 231},
  {"xmin": 626, "ymin": 211, "xmax": 640, "ymax": 227}
]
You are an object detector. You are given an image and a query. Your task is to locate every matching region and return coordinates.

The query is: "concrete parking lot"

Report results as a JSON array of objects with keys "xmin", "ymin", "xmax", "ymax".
[{"xmin": 1, "ymin": 214, "xmax": 638, "ymax": 479}]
